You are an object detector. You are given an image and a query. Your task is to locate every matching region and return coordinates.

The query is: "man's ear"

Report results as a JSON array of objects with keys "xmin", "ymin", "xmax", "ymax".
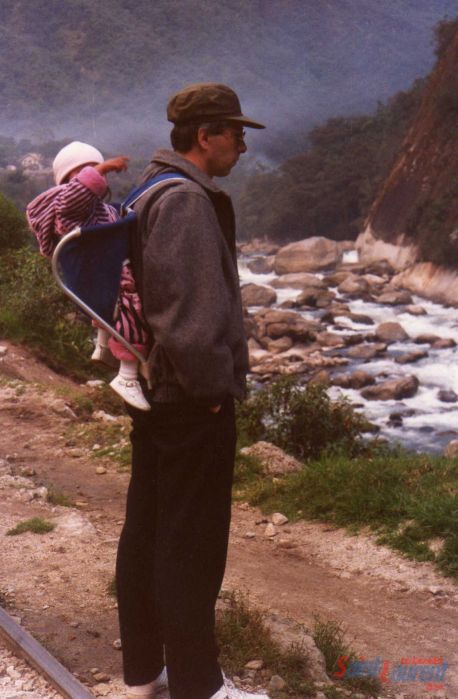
[{"xmin": 196, "ymin": 127, "xmax": 210, "ymax": 151}]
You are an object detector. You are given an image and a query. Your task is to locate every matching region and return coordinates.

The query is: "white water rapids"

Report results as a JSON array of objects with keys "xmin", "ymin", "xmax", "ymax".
[{"xmin": 239, "ymin": 250, "xmax": 458, "ymax": 454}]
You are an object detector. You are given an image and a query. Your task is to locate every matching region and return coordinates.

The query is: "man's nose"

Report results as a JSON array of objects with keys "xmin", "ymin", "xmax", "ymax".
[{"xmin": 238, "ymin": 141, "xmax": 247, "ymax": 154}]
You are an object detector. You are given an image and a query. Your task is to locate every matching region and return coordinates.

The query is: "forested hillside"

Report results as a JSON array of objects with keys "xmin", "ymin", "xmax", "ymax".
[{"xmin": 237, "ymin": 79, "xmax": 425, "ymax": 241}]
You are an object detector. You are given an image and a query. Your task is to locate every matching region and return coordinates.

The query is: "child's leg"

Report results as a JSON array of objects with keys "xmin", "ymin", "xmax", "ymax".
[
  {"xmin": 91, "ymin": 325, "xmax": 118, "ymax": 368},
  {"xmin": 108, "ymin": 341, "xmax": 150, "ymax": 412}
]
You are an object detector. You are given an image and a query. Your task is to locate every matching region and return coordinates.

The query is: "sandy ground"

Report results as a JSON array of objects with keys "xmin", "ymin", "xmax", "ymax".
[{"xmin": 0, "ymin": 341, "xmax": 456, "ymax": 699}]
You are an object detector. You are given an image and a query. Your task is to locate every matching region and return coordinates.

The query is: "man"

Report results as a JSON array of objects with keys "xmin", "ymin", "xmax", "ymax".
[{"xmin": 116, "ymin": 83, "xmax": 268, "ymax": 699}]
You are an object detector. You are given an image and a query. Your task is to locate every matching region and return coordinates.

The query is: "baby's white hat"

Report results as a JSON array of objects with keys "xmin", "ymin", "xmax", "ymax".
[{"xmin": 53, "ymin": 141, "xmax": 104, "ymax": 185}]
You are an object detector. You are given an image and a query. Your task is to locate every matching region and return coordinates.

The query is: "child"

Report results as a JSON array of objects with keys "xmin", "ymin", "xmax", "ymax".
[{"xmin": 26, "ymin": 140, "xmax": 151, "ymax": 411}]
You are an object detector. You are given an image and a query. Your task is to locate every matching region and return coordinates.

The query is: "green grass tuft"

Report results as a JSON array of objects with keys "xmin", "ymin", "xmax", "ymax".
[
  {"xmin": 47, "ymin": 489, "xmax": 73, "ymax": 507},
  {"xmin": 313, "ymin": 617, "xmax": 380, "ymax": 696},
  {"xmin": 6, "ymin": 517, "xmax": 55, "ymax": 536}
]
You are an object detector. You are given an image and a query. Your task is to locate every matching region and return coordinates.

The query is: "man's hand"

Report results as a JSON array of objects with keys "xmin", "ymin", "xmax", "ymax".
[
  {"xmin": 96, "ymin": 156, "xmax": 129, "ymax": 176},
  {"xmin": 210, "ymin": 405, "xmax": 221, "ymax": 413}
]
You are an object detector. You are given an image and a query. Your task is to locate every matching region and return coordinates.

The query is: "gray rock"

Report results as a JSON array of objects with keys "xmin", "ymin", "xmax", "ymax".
[
  {"xmin": 432, "ymin": 338, "xmax": 456, "ymax": 349},
  {"xmin": 332, "ymin": 370, "xmax": 375, "ymax": 389},
  {"xmin": 295, "ymin": 288, "xmax": 335, "ymax": 308},
  {"xmin": 361, "ymin": 375, "xmax": 419, "ymax": 401},
  {"xmin": 414, "ymin": 333, "xmax": 440, "ymax": 344},
  {"xmin": 405, "ymin": 304, "xmax": 427, "ymax": 316},
  {"xmin": 271, "ymin": 272, "xmax": 326, "ymax": 290},
  {"xmin": 347, "ymin": 344, "xmax": 380, "ymax": 360},
  {"xmin": 246, "ymin": 256, "xmax": 275, "ymax": 274},
  {"xmin": 0, "ymin": 345, "xmax": 8, "ymax": 357},
  {"xmin": 444, "ymin": 440, "xmax": 458, "ymax": 458},
  {"xmin": 375, "ymin": 322, "xmax": 409, "ymax": 343},
  {"xmin": 241, "ymin": 283, "xmax": 277, "ymax": 307},
  {"xmin": 240, "ymin": 441, "xmax": 303, "ymax": 476},
  {"xmin": 264, "ymin": 523, "xmax": 277, "ymax": 537},
  {"xmin": 245, "ymin": 659, "xmax": 264, "ymax": 670},
  {"xmin": 274, "ymin": 237, "xmax": 342, "ymax": 274},
  {"xmin": 268, "ymin": 675, "xmax": 286, "ymax": 690},
  {"xmin": 264, "ymin": 336, "xmax": 293, "ymax": 354},
  {"xmin": 337, "ymin": 275, "xmax": 370, "ymax": 295},
  {"xmin": 395, "ymin": 349, "xmax": 428, "ymax": 364},
  {"xmin": 272, "ymin": 513, "xmax": 288, "ymax": 526},
  {"xmin": 438, "ymin": 389, "xmax": 458, "ymax": 403},
  {"xmin": 316, "ymin": 332, "xmax": 345, "ymax": 347},
  {"xmin": 376, "ymin": 290, "xmax": 413, "ymax": 305},
  {"xmin": 347, "ymin": 312, "xmax": 374, "ymax": 325}
]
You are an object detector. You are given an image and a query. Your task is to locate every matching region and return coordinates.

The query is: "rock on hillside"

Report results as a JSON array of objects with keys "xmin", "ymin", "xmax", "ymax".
[{"xmin": 357, "ymin": 20, "xmax": 458, "ymax": 305}]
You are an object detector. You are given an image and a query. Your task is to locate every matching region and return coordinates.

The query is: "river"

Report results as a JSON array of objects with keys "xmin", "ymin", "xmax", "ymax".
[{"xmin": 239, "ymin": 250, "xmax": 458, "ymax": 454}]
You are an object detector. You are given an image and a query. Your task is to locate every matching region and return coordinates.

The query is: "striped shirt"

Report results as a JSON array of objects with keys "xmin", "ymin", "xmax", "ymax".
[{"xmin": 26, "ymin": 166, "xmax": 118, "ymax": 258}]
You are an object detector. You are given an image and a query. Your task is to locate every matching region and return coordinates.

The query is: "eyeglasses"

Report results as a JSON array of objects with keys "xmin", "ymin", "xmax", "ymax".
[{"xmin": 226, "ymin": 128, "xmax": 246, "ymax": 145}]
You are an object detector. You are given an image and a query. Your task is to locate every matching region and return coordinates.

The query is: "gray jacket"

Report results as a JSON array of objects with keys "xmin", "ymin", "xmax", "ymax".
[{"xmin": 131, "ymin": 149, "xmax": 249, "ymax": 405}]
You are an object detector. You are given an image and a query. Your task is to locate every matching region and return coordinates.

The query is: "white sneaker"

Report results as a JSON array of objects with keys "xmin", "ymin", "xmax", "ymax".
[
  {"xmin": 110, "ymin": 375, "xmax": 151, "ymax": 411},
  {"xmin": 126, "ymin": 666, "xmax": 168, "ymax": 698}
]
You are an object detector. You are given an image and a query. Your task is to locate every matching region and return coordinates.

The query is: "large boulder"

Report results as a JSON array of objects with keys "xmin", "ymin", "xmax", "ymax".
[
  {"xmin": 254, "ymin": 309, "xmax": 320, "ymax": 343},
  {"xmin": 240, "ymin": 441, "xmax": 303, "ymax": 476},
  {"xmin": 274, "ymin": 237, "xmax": 342, "ymax": 274},
  {"xmin": 375, "ymin": 322, "xmax": 409, "ymax": 343},
  {"xmin": 347, "ymin": 344, "xmax": 386, "ymax": 360},
  {"xmin": 376, "ymin": 289, "xmax": 413, "ymax": 305},
  {"xmin": 332, "ymin": 370, "xmax": 376, "ymax": 389},
  {"xmin": 337, "ymin": 275, "xmax": 370, "ymax": 296},
  {"xmin": 361, "ymin": 375, "xmax": 419, "ymax": 401},
  {"xmin": 295, "ymin": 288, "xmax": 335, "ymax": 308},
  {"xmin": 241, "ymin": 283, "xmax": 277, "ymax": 307}
]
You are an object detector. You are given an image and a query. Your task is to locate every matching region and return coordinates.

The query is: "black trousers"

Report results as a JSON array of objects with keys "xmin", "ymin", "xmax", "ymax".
[{"xmin": 116, "ymin": 396, "xmax": 236, "ymax": 699}]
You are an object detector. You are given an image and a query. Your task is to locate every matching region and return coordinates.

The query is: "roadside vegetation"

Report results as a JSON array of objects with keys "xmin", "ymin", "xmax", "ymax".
[
  {"xmin": 235, "ymin": 379, "xmax": 458, "ymax": 580},
  {"xmin": 216, "ymin": 592, "xmax": 380, "ymax": 698},
  {"xmin": 6, "ymin": 517, "xmax": 55, "ymax": 536}
]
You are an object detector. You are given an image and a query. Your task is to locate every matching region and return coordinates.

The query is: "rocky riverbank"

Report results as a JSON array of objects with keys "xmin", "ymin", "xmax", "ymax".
[{"xmin": 238, "ymin": 236, "xmax": 458, "ymax": 454}]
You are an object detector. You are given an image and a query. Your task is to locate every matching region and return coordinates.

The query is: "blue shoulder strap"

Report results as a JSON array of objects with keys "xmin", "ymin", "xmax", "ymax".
[{"xmin": 122, "ymin": 172, "xmax": 189, "ymax": 211}]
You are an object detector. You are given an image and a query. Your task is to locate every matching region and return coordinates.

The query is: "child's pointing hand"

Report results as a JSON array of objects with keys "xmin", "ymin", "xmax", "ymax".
[{"xmin": 96, "ymin": 156, "xmax": 130, "ymax": 175}]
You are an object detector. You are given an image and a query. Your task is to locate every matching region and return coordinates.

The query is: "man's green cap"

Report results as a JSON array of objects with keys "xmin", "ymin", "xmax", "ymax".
[{"xmin": 167, "ymin": 82, "xmax": 265, "ymax": 129}]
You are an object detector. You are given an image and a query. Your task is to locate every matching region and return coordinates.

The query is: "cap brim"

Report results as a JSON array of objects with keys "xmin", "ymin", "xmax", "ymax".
[{"xmin": 225, "ymin": 115, "xmax": 266, "ymax": 129}]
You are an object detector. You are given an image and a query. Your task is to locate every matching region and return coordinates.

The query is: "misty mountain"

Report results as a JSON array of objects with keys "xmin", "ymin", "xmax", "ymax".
[{"xmin": 0, "ymin": 0, "xmax": 456, "ymax": 158}]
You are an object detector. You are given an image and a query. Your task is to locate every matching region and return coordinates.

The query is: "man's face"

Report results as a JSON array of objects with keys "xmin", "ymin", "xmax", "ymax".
[{"xmin": 205, "ymin": 125, "xmax": 247, "ymax": 177}]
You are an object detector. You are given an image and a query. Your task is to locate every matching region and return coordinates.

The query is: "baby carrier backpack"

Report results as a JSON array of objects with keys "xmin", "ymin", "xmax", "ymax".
[{"xmin": 51, "ymin": 172, "xmax": 188, "ymax": 376}]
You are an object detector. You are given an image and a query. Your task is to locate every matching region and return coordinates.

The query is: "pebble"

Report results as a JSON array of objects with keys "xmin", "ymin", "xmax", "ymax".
[
  {"xmin": 268, "ymin": 674, "xmax": 286, "ymax": 690},
  {"xmin": 113, "ymin": 638, "xmax": 122, "ymax": 650},
  {"xmin": 96, "ymin": 466, "xmax": 107, "ymax": 475},
  {"xmin": 245, "ymin": 659, "xmax": 264, "ymax": 670},
  {"xmin": 92, "ymin": 443, "xmax": 102, "ymax": 451},
  {"xmin": 93, "ymin": 410, "xmax": 118, "ymax": 422},
  {"xmin": 428, "ymin": 586, "xmax": 444, "ymax": 595},
  {"xmin": 0, "ymin": 345, "xmax": 8, "ymax": 356},
  {"xmin": 93, "ymin": 672, "xmax": 110, "ymax": 682},
  {"xmin": 86, "ymin": 380, "xmax": 105, "ymax": 388},
  {"xmin": 264, "ymin": 523, "xmax": 277, "ymax": 537},
  {"xmin": 244, "ymin": 531, "xmax": 256, "ymax": 539},
  {"xmin": 271, "ymin": 512, "xmax": 288, "ymax": 526}
]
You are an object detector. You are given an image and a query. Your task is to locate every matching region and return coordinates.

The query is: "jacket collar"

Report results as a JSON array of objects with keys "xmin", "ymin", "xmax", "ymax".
[{"xmin": 147, "ymin": 149, "xmax": 224, "ymax": 195}]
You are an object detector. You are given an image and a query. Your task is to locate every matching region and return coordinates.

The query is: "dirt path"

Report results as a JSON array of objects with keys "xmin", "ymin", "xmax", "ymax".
[{"xmin": 0, "ymin": 342, "xmax": 456, "ymax": 698}]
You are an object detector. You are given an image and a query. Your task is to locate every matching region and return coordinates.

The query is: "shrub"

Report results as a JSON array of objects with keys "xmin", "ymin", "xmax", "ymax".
[
  {"xmin": 236, "ymin": 377, "xmax": 368, "ymax": 461},
  {"xmin": 0, "ymin": 247, "xmax": 95, "ymax": 377},
  {"xmin": 0, "ymin": 192, "xmax": 29, "ymax": 252}
]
